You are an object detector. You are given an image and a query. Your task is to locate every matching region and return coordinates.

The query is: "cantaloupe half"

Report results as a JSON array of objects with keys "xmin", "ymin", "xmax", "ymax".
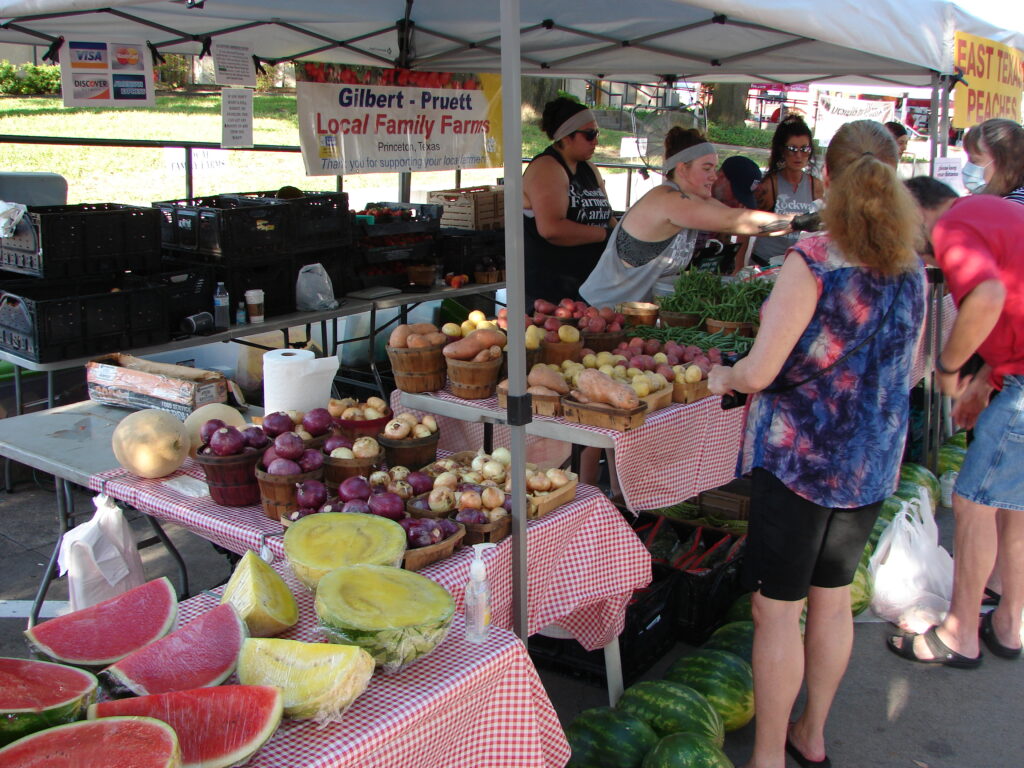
[
  {"xmin": 283, "ymin": 512, "xmax": 406, "ymax": 590},
  {"xmin": 220, "ymin": 551, "xmax": 298, "ymax": 637},
  {"xmin": 237, "ymin": 638, "xmax": 374, "ymax": 720}
]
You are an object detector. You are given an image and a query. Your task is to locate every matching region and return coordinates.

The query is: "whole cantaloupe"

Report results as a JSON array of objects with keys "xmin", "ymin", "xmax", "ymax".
[
  {"xmin": 112, "ymin": 409, "xmax": 190, "ymax": 478},
  {"xmin": 183, "ymin": 403, "xmax": 248, "ymax": 457}
]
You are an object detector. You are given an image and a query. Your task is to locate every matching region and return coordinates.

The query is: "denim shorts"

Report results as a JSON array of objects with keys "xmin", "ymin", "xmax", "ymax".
[{"xmin": 955, "ymin": 375, "xmax": 1024, "ymax": 511}]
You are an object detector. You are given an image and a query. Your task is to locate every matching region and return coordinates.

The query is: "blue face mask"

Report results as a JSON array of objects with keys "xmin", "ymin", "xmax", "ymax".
[{"xmin": 961, "ymin": 161, "xmax": 990, "ymax": 193}]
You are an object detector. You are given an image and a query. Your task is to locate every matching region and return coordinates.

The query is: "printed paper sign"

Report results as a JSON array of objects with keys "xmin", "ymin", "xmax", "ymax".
[
  {"xmin": 212, "ymin": 41, "xmax": 257, "ymax": 88},
  {"xmin": 60, "ymin": 38, "xmax": 155, "ymax": 107},
  {"xmin": 221, "ymin": 88, "xmax": 254, "ymax": 149},
  {"xmin": 952, "ymin": 31, "xmax": 1024, "ymax": 128},
  {"xmin": 295, "ymin": 63, "xmax": 503, "ymax": 175},
  {"xmin": 814, "ymin": 93, "xmax": 895, "ymax": 144},
  {"xmin": 933, "ymin": 156, "xmax": 967, "ymax": 195}
]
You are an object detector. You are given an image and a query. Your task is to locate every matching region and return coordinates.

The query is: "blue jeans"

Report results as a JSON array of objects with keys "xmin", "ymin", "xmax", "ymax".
[{"xmin": 956, "ymin": 375, "xmax": 1024, "ymax": 511}]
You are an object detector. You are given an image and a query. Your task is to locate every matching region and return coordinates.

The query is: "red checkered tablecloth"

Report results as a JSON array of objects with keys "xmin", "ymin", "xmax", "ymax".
[
  {"xmin": 177, "ymin": 566, "xmax": 570, "ymax": 768},
  {"xmin": 88, "ymin": 469, "xmax": 651, "ymax": 651}
]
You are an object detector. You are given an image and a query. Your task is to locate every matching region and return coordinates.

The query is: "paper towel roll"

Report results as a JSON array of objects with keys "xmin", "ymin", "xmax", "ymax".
[{"xmin": 263, "ymin": 348, "xmax": 339, "ymax": 415}]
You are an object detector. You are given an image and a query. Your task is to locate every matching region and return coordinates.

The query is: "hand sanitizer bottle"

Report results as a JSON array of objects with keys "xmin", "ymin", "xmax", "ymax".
[{"xmin": 465, "ymin": 542, "xmax": 497, "ymax": 643}]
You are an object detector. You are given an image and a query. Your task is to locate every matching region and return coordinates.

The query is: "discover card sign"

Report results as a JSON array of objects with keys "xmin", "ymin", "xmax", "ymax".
[{"xmin": 295, "ymin": 64, "xmax": 502, "ymax": 175}]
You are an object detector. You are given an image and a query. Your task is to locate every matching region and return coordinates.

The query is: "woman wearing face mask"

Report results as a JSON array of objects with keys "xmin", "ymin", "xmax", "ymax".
[
  {"xmin": 962, "ymin": 118, "xmax": 1024, "ymax": 200},
  {"xmin": 580, "ymin": 128, "xmax": 792, "ymax": 306},
  {"xmin": 751, "ymin": 116, "xmax": 825, "ymax": 268},
  {"xmin": 522, "ymin": 98, "xmax": 614, "ymax": 309}
]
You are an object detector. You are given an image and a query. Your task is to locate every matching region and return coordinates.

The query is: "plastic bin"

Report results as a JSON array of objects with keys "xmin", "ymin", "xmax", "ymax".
[
  {"xmin": 152, "ymin": 196, "xmax": 289, "ymax": 260},
  {"xmin": 165, "ymin": 256, "xmax": 300, "ymax": 319},
  {"xmin": 436, "ymin": 228, "xmax": 504, "ymax": 275},
  {"xmin": 222, "ymin": 190, "xmax": 352, "ymax": 253},
  {"xmin": 353, "ymin": 202, "xmax": 442, "ymax": 237},
  {"xmin": 0, "ymin": 276, "xmax": 168, "ymax": 362},
  {"xmin": 148, "ymin": 258, "xmax": 216, "ymax": 332},
  {"xmin": 0, "ymin": 203, "xmax": 161, "ymax": 279}
]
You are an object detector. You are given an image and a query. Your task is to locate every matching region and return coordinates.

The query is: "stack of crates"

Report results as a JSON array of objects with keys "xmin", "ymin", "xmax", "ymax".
[
  {"xmin": 348, "ymin": 202, "xmax": 441, "ymax": 290},
  {"xmin": 0, "ymin": 203, "xmax": 168, "ymax": 362}
]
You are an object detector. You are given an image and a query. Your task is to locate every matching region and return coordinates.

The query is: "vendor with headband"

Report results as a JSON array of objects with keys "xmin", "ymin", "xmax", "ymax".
[
  {"xmin": 581, "ymin": 128, "xmax": 793, "ymax": 306},
  {"xmin": 523, "ymin": 97, "xmax": 615, "ymax": 307}
]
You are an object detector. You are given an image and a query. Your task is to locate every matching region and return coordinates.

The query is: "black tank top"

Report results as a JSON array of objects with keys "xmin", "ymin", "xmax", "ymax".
[{"xmin": 523, "ymin": 146, "xmax": 612, "ymax": 306}]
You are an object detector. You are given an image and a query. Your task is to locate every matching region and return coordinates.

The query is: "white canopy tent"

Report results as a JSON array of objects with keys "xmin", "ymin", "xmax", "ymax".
[{"xmin": 1, "ymin": 0, "xmax": 1018, "ymax": 658}]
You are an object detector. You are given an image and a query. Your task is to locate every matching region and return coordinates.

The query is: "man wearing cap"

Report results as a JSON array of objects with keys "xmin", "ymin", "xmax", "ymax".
[{"xmin": 694, "ymin": 155, "xmax": 763, "ymax": 272}]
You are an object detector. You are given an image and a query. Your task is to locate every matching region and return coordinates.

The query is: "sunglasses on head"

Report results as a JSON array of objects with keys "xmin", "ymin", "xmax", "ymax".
[
  {"xmin": 786, "ymin": 144, "xmax": 812, "ymax": 154},
  {"xmin": 573, "ymin": 129, "xmax": 600, "ymax": 141}
]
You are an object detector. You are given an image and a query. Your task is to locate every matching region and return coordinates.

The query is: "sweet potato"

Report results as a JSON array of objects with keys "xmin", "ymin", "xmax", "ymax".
[
  {"xmin": 424, "ymin": 332, "xmax": 448, "ymax": 346},
  {"xmin": 527, "ymin": 363, "xmax": 569, "ymax": 395},
  {"xmin": 389, "ymin": 324, "xmax": 414, "ymax": 348},
  {"xmin": 471, "ymin": 345, "xmax": 502, "ymax": 362},
  {"xmin": 443, "ymin": 328, "xmax": 508, "ymax": 360},
  {"xmin": 527, "ymin": 384, "xmax": 561, "ymax": 397},
  {"xmin": 577, "ymin": 369, "xmax": 641, "ymax": 410}
]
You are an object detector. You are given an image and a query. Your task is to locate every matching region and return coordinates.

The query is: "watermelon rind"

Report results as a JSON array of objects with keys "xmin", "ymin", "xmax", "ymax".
[
  {"xmin": 617, "ymin": 680, "xmax": 725, "ymax": 746},
  {"xmin": 641, "ymin": 731, "xmax": 733, "ymax": 768},
  {"xmin": 0, "ymin": 716, "xmax": 181, "ymax": 768},
  {"xmin": 937, "ymin": 444, "xmax": 967, "ymax": 476},
  {"xmin": 850, "ymin": 562, "xmax": 873, "ymax": 617},
  {"xmin": 723, "ymin": 592, "xmax": 752, "ymax": 624},
  {"xmin": 899, "ymin": 463, "xmax": 940, "ymax": 509},
  {"xmin": 88, "ymin": 685, "xmax": 282, "ymax": 768},
  {"xmin": 24, "ymin": 577, "xmax": 177, "ymax": 667},
  {"xmin": 945, "ymin": 431, "xmax": 967, "ymax": 449},
  {"xmin": 237, "ymin": 637, "xmax": 374, "ymax": 720},
  {"xmin": 100, "ymin": 603, "xmax": 246, "ymax": 698},
  {"xmin": 565, "ymin": 706, "xmax": 658, "ymax": 768},
  {"xmin": 703, "ymin": 621, "xmax": 754, "ymax": 665},
  {"xmin": 0, "ymin": 657, "xmax": 98, "ymax": 747},
  {"xmin": 665, "ymin": 649, "xmax": 753, "ymax": 732},
  {"xmin": 315, "ymin": 564, "xmax": 454, "ymax": 672}
]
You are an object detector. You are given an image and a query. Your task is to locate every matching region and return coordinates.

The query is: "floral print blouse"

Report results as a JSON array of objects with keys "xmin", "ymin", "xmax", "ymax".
[{"xmin": 739, "ymin": 232, "xmax": 926, "ymax": 508}]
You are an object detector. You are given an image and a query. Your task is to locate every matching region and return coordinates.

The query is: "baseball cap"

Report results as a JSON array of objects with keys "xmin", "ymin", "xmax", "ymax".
[{"xmin": 720, "ymin": 156, "xmax": 762, "ymax": 209}]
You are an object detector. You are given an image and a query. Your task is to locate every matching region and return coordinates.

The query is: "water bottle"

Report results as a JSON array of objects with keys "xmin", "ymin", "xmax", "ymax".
[
  {"xmin": 235, "ymin": 301, "xmax": 247, "ymax": 325},
  {"xmin": 213, "ymin": 282, "xmax": 230, "ymax": 330}
]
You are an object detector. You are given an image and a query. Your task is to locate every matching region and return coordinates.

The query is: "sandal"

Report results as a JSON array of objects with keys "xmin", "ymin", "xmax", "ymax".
[
  {"xmin": 982, "ymin": 587, "xmax": 1001, "ymax": 607},
  {"xmin": 886, "ymin": 626, "xmax": 983, "ymax": 669},
  {"xmin": 980, "ymin": 611, "xmax": 1022, "ymax": 659},
  {"xmin": 785, "ymin": 736, "xmax": 831, "ymax": 768}
]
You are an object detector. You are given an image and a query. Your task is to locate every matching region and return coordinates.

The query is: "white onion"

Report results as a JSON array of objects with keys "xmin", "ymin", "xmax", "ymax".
[
  {"xmin": 352, "ymin": 437, "xmax": 380, "ymax": 458},
  {"xmin": 421, "ymin": 414, "xmax": 438, "ymax": 433},
  {"xmin": 471, "ymin": 451, "xmax": 490, "ymax": 472},
  {"xmin": 434, "ymin": 471, "xmax": 458, "ymax": 489},
  {"xmin": 481, "ymin": 486, "xmax": 505, "ymax": 510},
  {"xmin": 491, "ymin": 446, "xmax": 512, "ymax": 466},
  {"xmin": 482, "ymin": 460, "xmax": 506, "ymax": 483},
  {"xmin": 545, "ymin": 468, "xmax": 570, "ymax": 489}
]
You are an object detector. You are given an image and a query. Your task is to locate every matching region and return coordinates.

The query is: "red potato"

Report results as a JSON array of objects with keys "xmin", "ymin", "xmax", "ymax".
[
  {"xmin": 628, "ymin": 336, "xmax": 645, "ymax": 350},
  {"xmin": 585, "ymin": 306, "xmax": 600, "ymax": 318},
  {"xmin": 665, "ymin": 354, "xmax": 680, "ymax": 366},
  {"xmin": 532, "ymin": 311, "xmax": 546, "ymax": 326},
  {"xmin": 534, "ymin": 299, "xmax": 558, "ymax": 315},
  {"xmin": 588, "ymin": 316, "xmax": 607, "ymax": 333},
  {"xmin": 572, "ymin": 310, "xmax": 583, "ymax": 319},
  {"xmin": 580, "ymin": 347, "xmax": 595, "ymax": 358},
  {"xmin": 559, "ymin": 297, "xmax": 576, "ymax": 309},
  {"xmin": 543, "ymin": 316, "xmax": 562, "ymax": 332},
  {"xmin": 685, "ymin": 345, "xmax": 702, "ymax": 359},
  {"xmin": 496, "ymin": 317, "xmax": 508, "ymax": 329},
  {"xmin": 497, "ymin": 307, "xmax": 509, "ymax": 318},
  {"xmin": 643, "ymin": 338, "xmax": 661, "ymax": 356},
  {"xmin": 554, "ymin": 306, "xmax": 573, "ymax": 319},
  {"xmin": 607, "ymin": 322, "xmax": 622, "ymax": 332},
  {"xmin": 707, "ymin": 347, "xmax": 723, "ymax": 362},
  {"xmin": 574, "ymin": 301, "xmax": 588, "ymax": 313},
  {"xmin": 614, "ymin": 313, "xmax": 626, "ymax": 326},
  {"xmin": 628, "ymin": 356, "xmax": 649, "ymax": 372},
  {"xmin": 598, "ymin": 306, "xmax": 615, "ymax": 321},
  {"xmin": 578, "ymin": 316, "xmax": 591, "ymax": 330},
  {"xmin": 656, "ymin": 364, "xmax": 675, "ymax": 381},
  {"xmin": 544, "ymin": 330, "xmax": 560, "ymax": 343}
]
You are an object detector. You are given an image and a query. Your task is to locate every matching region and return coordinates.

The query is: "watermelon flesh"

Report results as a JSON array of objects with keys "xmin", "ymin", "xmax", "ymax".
[
  {"xmin": 25, "ymin": 577, "xmax": 177, "ymax": 667},
  {"xmin": 0, "ymin": 716, "xmax": 181, "ymax": 768},
  {"xmin": 565, "ymin": 706, "xmax": 657, "ymax": 768},
  {"xmin": 88, "ymin": 685, "xmax": 282, "ymax": 768},
  {"xmin": 0, "ymin": 657, "xmax": 98, "ymax": 746},
  {"xmin": 101, "ymin": 603, "xmax": 246, "ymax": 697}
]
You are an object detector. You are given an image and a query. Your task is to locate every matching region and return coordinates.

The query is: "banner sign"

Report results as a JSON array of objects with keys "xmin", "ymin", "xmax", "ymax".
[
  {"xmin": 752, "ymin": 83, "xmax": 810, "ymax": 93},
  {"xmin": 59, "ymin": 38, "xmax": 155, "ymax": 107},
  {"xmin": 295, "ymin": 64, "xmax": 502, "ymax": 175},
  {"xmin": 814, "ymin": 93, "xmax": 894, "ymax": 144},
  {"xmin": 952, "ymin": 31, "xmax": 1024, "ymax": 128}
]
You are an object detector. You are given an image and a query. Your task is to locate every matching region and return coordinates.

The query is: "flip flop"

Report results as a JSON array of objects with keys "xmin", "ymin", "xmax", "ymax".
[
  {"xmin": 982, "ymin": 587, "xmax": 1001, "ymax": 607},
  {"xmin": 886, "ymin": 626, "xmax": 983, "ymax": 669},
  {"xmin": 980, "ymin": 611, "xmax": 1022, "ymax": 660},
  {"xmin": 785, "ymin": 736, "xmax": 831, "ymax": 768}
]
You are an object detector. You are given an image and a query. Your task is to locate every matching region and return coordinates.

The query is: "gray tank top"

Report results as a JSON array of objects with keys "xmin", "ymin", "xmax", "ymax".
[{"xmin": 753, "ymin": 172, "xmax": 816, "ymax": 264}]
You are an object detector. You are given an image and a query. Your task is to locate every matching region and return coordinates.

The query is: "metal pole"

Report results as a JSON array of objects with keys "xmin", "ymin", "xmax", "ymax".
[
  {"xmin": 399, "ymin": 172, "xmax": 412, "ymax": 203},
  {"xmin": 185, "ymin": 146, "xmax": 194, "ymax": 200},
  {"xmin": 500, "ymin": 0, "xmax": 529, "ymax": 642},
  {"xmin": 928, "ymin": 72, "xmax": 940, "ymax": 175}
]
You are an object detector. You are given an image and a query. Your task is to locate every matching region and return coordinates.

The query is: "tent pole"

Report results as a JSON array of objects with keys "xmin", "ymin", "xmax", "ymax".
[
  {"xmin": 928, "ymin": 72, "xmax": 939, "ymax": 175},
  {"xmin": 939, "ymin": 78, "xmax": 950, "ymax": 157},
  {"xmin": 500, "ymin": 0, "xmax": 529, "ymax": 641}
]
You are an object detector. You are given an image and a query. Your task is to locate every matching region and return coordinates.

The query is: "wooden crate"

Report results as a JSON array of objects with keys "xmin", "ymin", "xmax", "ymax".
[
  {"xmin": 403, "ymin": 525, "xmax": 466, "ymax": 571},
  {"xmin": 497, "ymin": 381, "xmax": 563, "ymax": 417},
  {"xmin": 527, "ymin": 475, "xmax": 578, "ymax": 519},
  {"xmin": 698, "ymin": 489, "xmax": 750, "ymax": 521},
  {"xmin": 428, "ymin": 186, "xmax": 505, "ymax": 230},
  {"xmin": 561, "ymin": 395, "xmax": 646, "ymax": 431},
  {"xmin": 672, "ymin": 378, "xmax": 713, "ymax": 404},
  {"xmin": 641, "ymin": 385, "xmax": 673, "ymax": 413}
]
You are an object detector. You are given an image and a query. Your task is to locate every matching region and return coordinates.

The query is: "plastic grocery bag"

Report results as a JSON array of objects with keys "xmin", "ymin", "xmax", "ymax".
[
  {"xmin": 296, "ymin": 262, "xmax": 338, "ymax": 311},
  {"xmin": 57, "ymin": 494, "xmax": 146, "ymax": 611},
  {"xmin": 869, "ymin": 490, "xmax": 953, "ymax": 633}
]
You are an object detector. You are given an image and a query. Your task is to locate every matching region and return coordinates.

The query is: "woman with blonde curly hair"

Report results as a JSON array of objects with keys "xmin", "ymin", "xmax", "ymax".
[{"xmin": 708, "ymin": 120, "xmax": 926, "ymax": 768}]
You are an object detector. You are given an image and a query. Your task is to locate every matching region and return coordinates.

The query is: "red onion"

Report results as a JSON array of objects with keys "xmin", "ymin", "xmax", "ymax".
[
  {"xmin": 341, "ymin": 499, "xmax": 371, "ymax": 515},
  {"xmin": 406, "ymin": 471, "xmax": 434, "ymax": 496},
  {"xmin": 337, "ymin": 475, "xmax": 371, "ymax": 502},
  {"xmin": 200, "ymin": 418, "xmax": 226, "ymax": 445},
  {"xmin": 266, "ymin": 458, "xmax": 302, "ymax": 476},
  {"xmin": 274, "ymin": 431, "xmax": 304, "ymax": 461},
  {"xmin": 323, "ymin": 434, "xmax": 353, "ymax": 454},
  {"xmin": 298, "ymin": 448, "xmax": 324, "ymax": 473},
  {"xmin": 368, "ymin": 491, "xmax": 406, "ymax": 520},
  {"xmin": 209, "ymin": 426, "xmax": 246, "ymax": 456},
  {"xmin": 262, "ymin": 411, "xmax": 295, "ymax": 438},
  {"xmin": 295, "ymin": 479, "xmax": 327, "ymax": 509},
  {"xmin": 242, "ymin": 425, "xmax": 269, "ymax": 449},
  {"xmin": 302, "ymin": 408, "xmax": 333, "ymax": 437}
]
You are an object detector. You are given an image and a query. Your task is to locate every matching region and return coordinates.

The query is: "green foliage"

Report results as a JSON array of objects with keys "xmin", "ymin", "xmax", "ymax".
[
  {"xmin": 706, "ymin": 121, "xmax": 773, "ymax": 149},
  {"xmin": 155, "ymin": 54, "xmax": 192, "ymax": 89},
  {"xmin": 0, "ymin": 60, "xmax": 61, "ymax": 95},
  {"xmin": 556, "ymin": 89, "xmax": 580, "ymax": 103}
]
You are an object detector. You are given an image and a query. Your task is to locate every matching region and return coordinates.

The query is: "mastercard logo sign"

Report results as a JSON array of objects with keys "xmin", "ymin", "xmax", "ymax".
[{"xmin": 115, "ymin": 47, "xmax": 139, "ymax": 66}]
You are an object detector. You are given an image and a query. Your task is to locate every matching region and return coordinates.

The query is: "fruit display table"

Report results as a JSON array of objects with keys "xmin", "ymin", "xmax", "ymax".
[{"xmin": 176, "ymin": 564, "xmax": 570, "ymax": 768}]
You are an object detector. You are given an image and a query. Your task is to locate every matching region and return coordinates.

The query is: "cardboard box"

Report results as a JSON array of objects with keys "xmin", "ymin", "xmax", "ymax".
[{"xmin": 86, "ymin": 353, "xmax": 228, "ymax": 419}]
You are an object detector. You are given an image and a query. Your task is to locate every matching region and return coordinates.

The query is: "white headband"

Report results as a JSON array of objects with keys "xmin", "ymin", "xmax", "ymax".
[
  {"xmin": 662, "ymin": 142, "xmax": 716, "ymax": 174},
  {"xmin": 553, "ymin": 109, "xmax": 597, "ymax": 142}
]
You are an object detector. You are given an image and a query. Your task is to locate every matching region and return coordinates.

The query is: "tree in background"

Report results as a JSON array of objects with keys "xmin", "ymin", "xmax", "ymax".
[{"xmin": 706, "ymin": 82, "xmax": 749, "ymax": 126}]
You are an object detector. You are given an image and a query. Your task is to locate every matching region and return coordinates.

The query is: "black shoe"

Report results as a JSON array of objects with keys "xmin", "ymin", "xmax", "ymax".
[
  {"xmin": 980, "ymin": 611, "xmax": 1021, "ymax": 660},
  {"xmin": 785, "ymin": 737, "xmax": 831, "ymax": 768}
]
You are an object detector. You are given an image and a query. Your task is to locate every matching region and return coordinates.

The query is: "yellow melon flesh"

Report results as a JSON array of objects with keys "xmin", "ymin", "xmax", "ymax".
[
  {"xmin": 236, "ymin": 638, "xmax": 373, "ymax": 720},
  {"xmin": 220, "ymin": 551, "xmax": 298, "ymax": 637},
  {"xmin": 283, "ymin": 513, "xmax": 406, "ymax": 590}
]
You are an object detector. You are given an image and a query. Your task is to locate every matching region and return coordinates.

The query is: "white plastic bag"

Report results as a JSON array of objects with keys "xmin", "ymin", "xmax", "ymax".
[
  {"xmin": 869, "ymin": 489, "xmax": 954, "ymax": 633},
  {"xmin": 295, "ymin": 262, "xmax": 338, "ymax": 311},
  {"xmin": 57, "ymin": 494, "xmax": 146, "ymax": 611}
]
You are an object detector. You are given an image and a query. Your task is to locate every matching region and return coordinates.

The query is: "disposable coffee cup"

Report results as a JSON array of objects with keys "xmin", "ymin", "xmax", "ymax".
[{"xmin": 245, "ymin": 289, "xmax": 265, "ymax": 324}]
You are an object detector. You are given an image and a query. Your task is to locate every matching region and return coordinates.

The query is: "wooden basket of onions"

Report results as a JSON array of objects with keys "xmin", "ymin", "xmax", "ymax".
[
  {"xmin": 321, "ymin": 435, "xmax": 383, "ymax": 493},
  {"xmin": 525, "ymin": 467, "xmax": 578, "ymax": 519},
  {"xmin": 377, "ymin": 413, "xmax": 440, "ymax": 468},
  {"xmin": 328, "ymin": 396, "xmax": 392, "ymax": 439}
]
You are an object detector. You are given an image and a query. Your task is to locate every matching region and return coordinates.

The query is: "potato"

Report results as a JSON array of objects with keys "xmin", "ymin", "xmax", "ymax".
[
  {"xmin": 582, "ymin": 353, "xmax": 598, "ymax": 369},
  {"xmin": 684, "ymin": 364, "xmax": 703, "ymax": 383},
  {"xmin": 467, "ymin": 309, "xmax": 487, "ymax": 325},
  {"xmin": 557, "ymin": 324, "xmax": 581, "ymax": 343}
]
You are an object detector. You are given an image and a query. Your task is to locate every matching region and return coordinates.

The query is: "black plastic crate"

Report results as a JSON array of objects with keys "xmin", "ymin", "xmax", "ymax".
[
  {"xmin": 361, "ymin": 238, "xmax": 434, "ymax": 266},
  {"xmin": 150, "ymin": 258, "xmax": 216, "ymax": 332},
  {"xmin": 152, "ymin": 196, "xmax": 289, "ymax": 261},
  {"xmin": 222, "ymin": 190, "xmax": 352, "ymax": 253},
  {"xmin": 0, "ymin": 203, "xmax": 161, "ymax": 279},
  {"xmin": 527, "ymin": 563, "xmax": 679, "ymax": 687},
  {"xmin": 166, "ymin": 256, "xmax": 299, "ymax": 319},
  {"xmin": 437, "ymin": 228, "xmax": 504, "ymax": 275},
  {"xmin": 353, "ymin": 201, "xmax": 442, "ymax": 237},
  {"xmin": 0, "ymin": 276, "xmax": 168, "ymax": 362}
]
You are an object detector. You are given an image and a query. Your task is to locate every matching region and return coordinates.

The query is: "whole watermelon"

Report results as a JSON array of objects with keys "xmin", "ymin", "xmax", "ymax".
[
  {"xmin": 641, "ymin": 731, "xmax": 733, "ymax": 768},
  {"xmin": 703, "ymin": 621, "xmax": 754, "ymax": 665},
  {"xmin": 723, "ymin": 593, "xmax": 752, "ymax": 624},
  {"xmin": 899, "ymin": 463, "xmax": 940, "ymax": 509},
  {"xmin": 945, "ymin": 431, "xmax": 967, "ymax": 449},
  {"xmin": 850, "ymin": 562, "xmax": 873, "ymax": 616},
  {"xmin": 617, "ymin": 680, "xmax": 725, "ymax": 746},
  {"xmin": 565, "ymin": 707, "xmax": 658, "ymax": 768},
  {"xmin": 665, "ymin": 650, "xmax": 753, "ymax": 732},
  {"xmin": 892, "ymin": 479, "xmax": 926, "ymax": 505},
  {"xmin": 937, "ymin": 444, "xmax": 967, "ymax": 476}
]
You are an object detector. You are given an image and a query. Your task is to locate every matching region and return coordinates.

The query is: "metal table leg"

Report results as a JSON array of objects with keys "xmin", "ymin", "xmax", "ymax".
[
  {"xmin": 28, "ymin": 477, "xmax": 72, "ymax": 628},
  {"xmin": 145, "ymin": 517, "xmax": 190, "ymax": 600},
  {"xmin": 603, "ymin": 637, "xmax": 625, "ymax": 705}
]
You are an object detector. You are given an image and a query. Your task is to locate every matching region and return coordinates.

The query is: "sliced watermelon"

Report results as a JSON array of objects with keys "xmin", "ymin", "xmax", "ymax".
[
  {"xmin": 101, "ymin": 603, "xmax": 246, "ymax": 697},
  {"xmin": 88, "ymin": 685, "xmax": 283, "ymax": 768},
  {"xmin": 0, "ymin": 716, "xmax": 180, "ymax": 767},
  {"xmin": 0, "ymin": 657, "xmax": 98, "ymax": 747},
  {"xmin": 25, "ymin": 577, "xmax": 177, "ymax": 667}
]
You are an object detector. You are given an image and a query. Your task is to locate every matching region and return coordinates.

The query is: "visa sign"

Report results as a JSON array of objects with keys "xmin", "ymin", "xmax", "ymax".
[{"xmin": 69, "ymin": 41, "xmax": 108, "ymax": 69}]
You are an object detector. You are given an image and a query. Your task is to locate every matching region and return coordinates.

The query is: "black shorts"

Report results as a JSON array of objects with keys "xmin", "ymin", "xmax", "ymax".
[{"xmin": 741, "ymin": 468, "xmax": 881, "ymax": 602}]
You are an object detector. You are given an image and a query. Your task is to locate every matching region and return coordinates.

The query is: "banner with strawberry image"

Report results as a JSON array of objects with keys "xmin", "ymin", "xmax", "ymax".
[{"xmin": 295, "ymin": 63, "xmax": 502, "ymax": 176}]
